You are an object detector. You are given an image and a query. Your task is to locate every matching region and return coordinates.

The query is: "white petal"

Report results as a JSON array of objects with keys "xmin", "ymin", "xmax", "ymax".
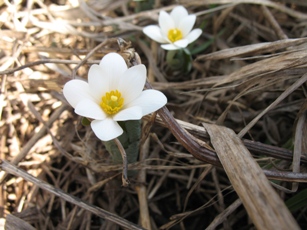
[
  {"xmin": 170, "ymin": 6, "xmax": 188, "ymax": 27},
  {"xmin": 118, "ymin": 64, "xmax": 146, "ymax": 105},
  {"xmin": 113, "ymin": 106, "xmax": 142, "ymax": 121},
  {"xmin": 179, "ymin": 15, "xmax": 196, "ymax": 37},
  {"xmin": 99, "ymin": 53, "xmax": 127, "ymax": 90},
  {"xmin": 63, "ymin": 79, "xmax": 93, "ymax": 108},
  {"xmin": 88, "ymin": 64, "xmax": 109, "ymax": 102},
  {"xmin": 75, "ymin": 99, "xmax": 107, "ymax": 120},
  {"xmin": 91, "ymin": 118, "xmax": 123, "ymax": 141},
  {"xmin": 174, "ymin": 39, "xmax": 189, "ymax": 48},
  {"xmin": 125, "ymin": 89, "xmax": 167, "ymax": 116},
  {"xmin": 160, "ymin": 43, "xmax": 180, "ymax": 50},
  {"xmin": 159, "ymin": 10, "xmax": 175, "ymax": 36},
  {"xmin": 143, "ymin": 25, "xmax": 168, "ymax": 43},
  {"xmin": 185, "ymin": 28, "xmax": 202, "ymax": 43}
]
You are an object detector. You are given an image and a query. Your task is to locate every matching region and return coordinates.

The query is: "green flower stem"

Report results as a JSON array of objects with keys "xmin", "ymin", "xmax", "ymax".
[
  {"xmin": 166, "ymin": 48, "xmax": 193, "ymax": 73},
  {"xmin": 114, "ymin": 138, "xmax": 129, "ymax": 187}
]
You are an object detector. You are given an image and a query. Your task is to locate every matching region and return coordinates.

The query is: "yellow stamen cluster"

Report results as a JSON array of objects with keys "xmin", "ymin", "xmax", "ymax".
[
  {"xmin": 167, "ymin": 28, "xmax": 183, "ymax": 43},
  {"xmin": 100, "ymin": 90, "xmax": 124, "ymax": 115}
]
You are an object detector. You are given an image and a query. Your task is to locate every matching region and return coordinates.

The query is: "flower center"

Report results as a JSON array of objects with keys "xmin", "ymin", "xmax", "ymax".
[
  {"xmin": 167, "ymin": 28, "xmax": 183, "ymax": 43},
  {"xmin": 100, "ymin": 90, "xmax": 124, "ymax": 115}
]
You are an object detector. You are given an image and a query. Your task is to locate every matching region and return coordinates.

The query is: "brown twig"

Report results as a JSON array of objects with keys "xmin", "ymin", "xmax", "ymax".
[
  {"xmin": 145, "ymin": 114, "xmax": 307, "ymax": 164},
  {"xmin": 144, "ymin": 81, "xmax": 307, "ymax": 183}
]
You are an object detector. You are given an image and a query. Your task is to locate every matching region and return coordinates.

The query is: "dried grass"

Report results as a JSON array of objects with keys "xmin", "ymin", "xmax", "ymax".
[{"xmin": 1, "ymin": 0, "xmax": 307, "ymax": 229}]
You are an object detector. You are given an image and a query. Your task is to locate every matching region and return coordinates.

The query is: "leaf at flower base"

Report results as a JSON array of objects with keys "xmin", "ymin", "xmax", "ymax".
[
  {"xmin": 104, "ymin": 138, "xmax": 124, "ymax": 164},
  {"xmin": 124, "ymin": 120, "xmax": 142, "ymax": 143},
  {"xmin": 104, "ymin": 120, "xmax": 141, "ymax": 165},
  {"xmin": 166, "ymin": 49, "xmax": 192, "ymax": 73},
  {"xmin": 81, "ymin": 117, "xmax": 91, "ymax": 126},
  {"xmin": 286, "ymin": 188, "xmax": 307, "ymax": 212}
]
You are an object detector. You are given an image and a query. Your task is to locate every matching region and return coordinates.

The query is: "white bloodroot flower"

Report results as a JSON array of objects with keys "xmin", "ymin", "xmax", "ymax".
[
  {"xmin": 143, "ymin": 5, "xmax": 202, "ymax": 50},
  {"xmin": 63, "ymin": 53, "xmax": 167, "ymax": 141}
]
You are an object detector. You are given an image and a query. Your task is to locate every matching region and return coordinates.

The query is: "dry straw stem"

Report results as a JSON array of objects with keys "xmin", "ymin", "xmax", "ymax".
[
  {"xmin": 203, "ymin": 123, "xmax": 300, "ymax": 230},
  {"xmin": 197, "ymin": 41, "xmax": 307, "ymax": 89},
  {"xmin": 0, "ymin": 104, "xmax": 68, "ymax": 184},
  {"xmin": 113, "ymin": 138, "xmax": 129, "ymax": 187},
  {"xmin": 238, "ymin": 73, "xmax": 307, "ymax": 137},
  {"xmin": 136, "ymin": 137, "xmax": 152, "ymax": 230},
  {"xmin": 0, "ymin": 159, "xmax": 145, "ymax": 230},
  {"xmin": 180, "ymin": 0, "xmax": 307, "ymax": 19},
  {"xmin": 205, "ymin": 198, "xmax": 242, "ymax": 230},
  {"xmin": 196, "ymin": 38, "xmax": 307, "ymax": 61}
]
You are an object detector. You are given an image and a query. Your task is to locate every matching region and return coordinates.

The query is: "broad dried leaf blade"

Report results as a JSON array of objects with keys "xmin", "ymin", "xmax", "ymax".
[
  {"xmin": 203, "ymin": 123, "xmax": 299, "ymax": 230},
  {"xmin": 5, "ymin": 214, "xmax": 36, "ymax": 230}
]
